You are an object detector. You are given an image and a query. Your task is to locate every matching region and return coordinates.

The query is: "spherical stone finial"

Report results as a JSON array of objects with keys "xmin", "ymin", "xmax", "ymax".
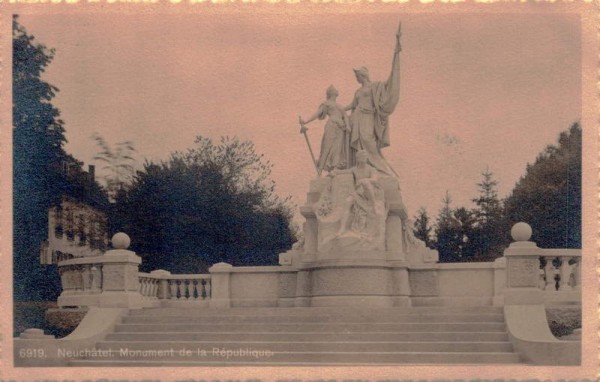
[
  {"xmin": 111, "ymin": 232, "xmax": 131, "ymax": 249},
  {"xmin": 511, "ymin": 222, "xmax": 532, "ymax": 242}
]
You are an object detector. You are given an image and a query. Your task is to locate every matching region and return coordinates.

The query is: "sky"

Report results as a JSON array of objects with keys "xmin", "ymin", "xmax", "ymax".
[{"xmin": 19, "ymin": 12, "xmax": 581, "ymax": 222}]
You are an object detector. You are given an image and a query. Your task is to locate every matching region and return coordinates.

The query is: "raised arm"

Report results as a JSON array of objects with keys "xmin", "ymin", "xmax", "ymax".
[
  {"xmin": 386, "ymin": 21, "xmax": 401, "ymax": 89},
  {"xmin": 300, "ymin": 103, "xmax": 327, "ymax": 126}
]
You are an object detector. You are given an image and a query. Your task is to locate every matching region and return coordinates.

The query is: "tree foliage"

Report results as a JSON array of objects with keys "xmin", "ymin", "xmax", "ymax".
[
  {"xmin": 433, "ymin": 123, "xmax": 581, "ymax": 262},
  {"xmin": 13, "ymin": 17, "xmax": 108, "ymax": 301},
  {"xmin": 470, "ymin": 168, "xmax": 509, "ymax": 260},
  {"xmin": 505, "ymin": 123, "xmax": 581, "ymax": 248},
  {"xmin": 112, "ymin": 136, "xmax": 297, "ymax": 273},
  {"xmin": 413, "ymin": 207, "xmax": 433, "ymax": 248},
  {"xmin": 13, "ymin": 16, "xmax": 67, "ymax": 301}
]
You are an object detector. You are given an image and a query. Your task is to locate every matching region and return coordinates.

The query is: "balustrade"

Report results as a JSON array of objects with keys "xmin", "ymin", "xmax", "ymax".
[
  {"xmin": 57, "ymin": 262, "xmax": 103, "ymax": 297},
  {"xmin": 537, "ymin": 249, "xmax": 581, "ymax": 292},
  {"xmin": 138, "ymin": 273, "xmax": 160, "ymax": 300},
  {"xmin": 137, "ymin": 272, "xmax": 211, "ymax": 301}
]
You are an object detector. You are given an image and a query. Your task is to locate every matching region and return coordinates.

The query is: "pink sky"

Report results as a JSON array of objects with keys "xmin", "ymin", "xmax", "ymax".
[{"xmin": 20, "ymin": 12, "xmax": 581, "ymax": 222}]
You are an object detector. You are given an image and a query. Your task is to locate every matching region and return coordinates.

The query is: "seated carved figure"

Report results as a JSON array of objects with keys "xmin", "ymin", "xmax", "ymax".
[{"xmin": 326, "ymin": 150, "xmax": 387, "ymax": 250}]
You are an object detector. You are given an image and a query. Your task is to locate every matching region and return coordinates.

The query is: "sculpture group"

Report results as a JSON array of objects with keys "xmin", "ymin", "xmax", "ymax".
[
  {"xmin": 300, "ymin": 22, "xmax": 401, "ymax": 177},
  {"xmin": 298, "ymin": 22, "xmax": 414, "ymax": 253}
]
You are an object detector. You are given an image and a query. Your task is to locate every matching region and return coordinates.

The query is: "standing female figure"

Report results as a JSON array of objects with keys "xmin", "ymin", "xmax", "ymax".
[
  {"xmin": 300, "ymin": 85, "xmax": 350, "ymax": 175},
  {"xmin": 346, "ymin": 24, "xmax": 402, "ymax": 176}
]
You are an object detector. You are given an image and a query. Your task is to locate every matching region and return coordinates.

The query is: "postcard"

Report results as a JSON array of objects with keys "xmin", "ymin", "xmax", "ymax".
[{"xmin": 1, "ymin": 3, "xmax": 597, "ymax": 381}]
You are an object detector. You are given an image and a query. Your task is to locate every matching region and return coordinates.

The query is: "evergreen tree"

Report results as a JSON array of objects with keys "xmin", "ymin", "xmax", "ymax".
[
  {"xmin": 434, "ymin": 191, "xmax": 459, "ymax": 262},
  {"xmin": 471, "ymin": 168, "xmax": 509, "ymax": 260},
  {"xmin": 505, "ymin": 123, "xmax": 581, "ymax": 248},
  {"xmin": 413, "ymin": 207, "xmax": 433, "ymax": 248}
]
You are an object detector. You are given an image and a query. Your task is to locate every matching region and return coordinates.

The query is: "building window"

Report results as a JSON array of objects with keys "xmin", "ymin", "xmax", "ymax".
[
  {"xmin": 65, "ymin": 208, "xmax": 75, "ymax": 241},
  {"xmin": 77, "ymin": 214, "xmax": 87, "ymax": 246}
]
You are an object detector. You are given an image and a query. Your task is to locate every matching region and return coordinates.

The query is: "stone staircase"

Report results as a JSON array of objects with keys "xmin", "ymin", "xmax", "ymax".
[{"xmin": 70, "ymin": 306, "xmax": 522, "ymax": 366}]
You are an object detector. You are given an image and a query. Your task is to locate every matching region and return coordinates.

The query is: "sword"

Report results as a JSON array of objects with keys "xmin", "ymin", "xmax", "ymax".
[{"xmin": 299, "ymin": 116, "xmax": 319, "ymax": 176}]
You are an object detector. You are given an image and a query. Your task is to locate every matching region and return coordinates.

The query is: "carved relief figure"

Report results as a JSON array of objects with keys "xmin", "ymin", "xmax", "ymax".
[
  {"xmin": 300, "ymin": 85, "xmax": 350, "ymax": 175},
  {"xmin": 346, "ymin": 24, "xmax": 402, "ymax": 176},
  {"xmin": 323, "ymin": 150, "xmax": 387, "ymax": 250}
]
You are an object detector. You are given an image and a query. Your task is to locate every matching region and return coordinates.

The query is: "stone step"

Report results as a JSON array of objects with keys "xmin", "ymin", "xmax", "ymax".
[
  {"xmin": 69, "ymin": 351, "xmax": 521, "ymax": 366},
  {"xmin": 106, "ymin": 331, "xmax": 510, "ymax": 342},
  {"xmin": 128, "ymin": 306, "xmax": 503, "ymax": 317},
  {"xmin": 96, "ymin": 340, "xmax": 514, "ymax": 353},
  {"xmin": 114, "ymin": 322, "xmax": 507, "ymax": 333},
  {"xmin": 122, "ymin": 313, "xmax": 505, "ymax": 324}
]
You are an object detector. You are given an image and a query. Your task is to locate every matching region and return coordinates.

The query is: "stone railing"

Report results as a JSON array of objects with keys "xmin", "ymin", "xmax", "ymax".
[
  {"xmin": 56, "ymin": 258, "xmax": 105, "ymax": 307},
  {"xmin": 538, "ymin": 249, "xmax": 581, "ymax": 292},
  {"xmin": 53, "ymin": 229, "xmax": 580, "ymax": 310},
  {"xmin": 138, "ymin": 271, "xmax": 212, "ymax": 302}
]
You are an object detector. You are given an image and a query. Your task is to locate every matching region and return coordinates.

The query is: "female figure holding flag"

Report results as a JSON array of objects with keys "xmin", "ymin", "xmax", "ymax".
[{"xmin": 345, "ymin": 23, "xmax": 402, "ymax": 176}]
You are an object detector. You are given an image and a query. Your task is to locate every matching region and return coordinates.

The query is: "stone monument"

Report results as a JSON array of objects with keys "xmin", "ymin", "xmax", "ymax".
[{"xmin": 282, "ymin": 22, "xmax": 438, "ymax": 307}]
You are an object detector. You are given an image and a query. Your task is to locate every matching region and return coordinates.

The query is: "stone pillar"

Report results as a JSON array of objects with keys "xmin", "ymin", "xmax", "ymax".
[
  {"xmin": 209, "ymin": 262, "xmax": 233, "ymax": 308},
  {"xmin": 151, "ymin": 269, "xmax": 171, "ymax": 300},
  {"xmin": 492, "ymin": 256, "xmax": 506, "ymax": 306},
  {"xmin": 98, "ymin": 233, "xmax": 144, "ymax": 309},
  {"xmin": 503, "ymin": 222, "xmax": 543, "ymax": 305},
  {"xmin": 300, "ymin": 207, "xmax": 318, "ymax": 254},
  {"xmin": 385, "ymin": 204, "xmax": 405, "ymax": 253}
]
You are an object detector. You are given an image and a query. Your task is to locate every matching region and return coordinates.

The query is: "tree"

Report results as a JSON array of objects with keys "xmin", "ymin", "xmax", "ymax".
[
  {"xmin": 13, "ymin": 17, "xmax": 108, "ymax": 301},
  {"xmin": 433, "ymin": 190, "xmax": 477, "ymax": 262},
  {"xmin": 413, "ymin": 207, "xmax": 433, "ymax": 248},
  {"xmin": 13, "ymin": 16, "xmax": 67, "ymax": 301},
  {"xmin": 505, "ymin": 123, "xmax": 581, "ymax": 248},
  {"xmin": 434, "ymin": 191, "xmax": 459, "ymax": 262},
  {"xmin": 470, "ymin": 168, "xmax": 509, "ymax": 260},
  {"xmin": 112, "ymin": 136, "xmax": 297, "ymax": 273},
  {"xmin": 92, "ymin": 134, "xmax": 137, "ymax": 201}
]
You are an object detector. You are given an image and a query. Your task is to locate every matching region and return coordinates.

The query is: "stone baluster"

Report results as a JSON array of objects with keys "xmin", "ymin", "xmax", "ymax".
[
  {"xmin": 177, "ymin": 280, "xmax": 185, "ymax": 299},
  {"xmin": 170, "ymin": 280, "xmax": 179, "ymax": 299},
  {"xmin": 205, "ymin": 278, "xmax": 212, "ymax": 299},
  {"xmin": 199, "ymin": 279, "xmax": 206, "ymax": 299},
  {"xmin": 139, "ymin": 277, "xmax": 149, "ymax": 297},
  {"xmin": 543, "ymin": 256, "xmax": 556, "ymax": 291},
  {"xmin": 82, "ymin": 265, "xmax": 92, "ymax": 292},
  {"xmin": 572, "ymin": 260, "xmax": 581, "ymax": 290},
  {"xmin": 537, "ymin": 268, "xmax": 546, "ymax": 290},
  {"xmin": 75, "ymin": 265, "xmax": 85, "ymax": 293},
  {"xmin": 149, "ymin": 270, "xmax": 171, "ymax": 299},
  {"xmin": 152, "ymin": 279, "xmax": 159, "ymax": 298},
  {"xmin": 558, "ymin": 256, "xmax": 573, "ymax": 292},
  {"xmin": 91, "ymin": 265, "xmax": 102, "ymax": 293},
  {"xmin": 190, "ymin": 280, "xmax": 198, "ymax": 300}
]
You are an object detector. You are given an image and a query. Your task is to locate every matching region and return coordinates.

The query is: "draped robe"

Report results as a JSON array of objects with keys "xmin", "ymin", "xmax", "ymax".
[{"xmin": 349, "ymin": 51, "xmax": 401, "ymax": 175}]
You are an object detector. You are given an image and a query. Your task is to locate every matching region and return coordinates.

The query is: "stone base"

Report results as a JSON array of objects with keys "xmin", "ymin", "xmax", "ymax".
[
  {"xmin": 310, "ymin": 295, "xmax": 394, "ymax": 307},
  {"xmin": 57, "ymin": 293, "xmax": 100, "ymax": 308},
  {"xmin": 99, "ymin": 291, "xmax": 144, "ymax": 309},
  {"xmin": 294, "ymin": 259, "xmax": 410, "ymax": 308},
  {"xmin": 411, "ymin": 296, "xmax": 493, "ymax": 307}
]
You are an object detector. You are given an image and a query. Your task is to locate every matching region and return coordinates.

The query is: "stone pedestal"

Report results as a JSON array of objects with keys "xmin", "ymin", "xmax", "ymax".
[
  {"xmin": 503, "ymin": 236, "xmax": 543, "ymax": 305},
  {"xmin": 293, "ymin": 259, "xmax": 411, "ymax": 307},
  {"xmin": 98, "ymin": 249, "xmax": 144, "ymax": 309},
  {"xmin": 289, "ymin": 175, "xmax": 439, "ymax": 307},
  {"xmin": 209, "ymin": 262, "xmax": 233, "ymax": 308}
]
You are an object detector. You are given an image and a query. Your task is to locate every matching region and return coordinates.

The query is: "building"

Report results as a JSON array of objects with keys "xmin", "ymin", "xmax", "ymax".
[{"xmin": 40, "ymin": 159, "xmax": 109, "ymax": 265}]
